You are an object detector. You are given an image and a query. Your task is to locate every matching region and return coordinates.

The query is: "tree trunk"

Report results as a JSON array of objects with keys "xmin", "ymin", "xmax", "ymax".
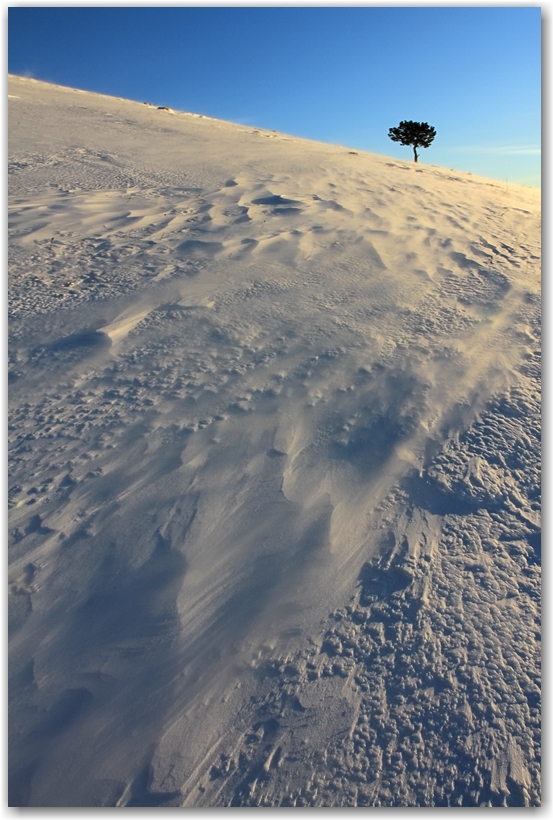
[{"xmin": 413, "ymin": 146, "xmax": 418, "ymax": 162}]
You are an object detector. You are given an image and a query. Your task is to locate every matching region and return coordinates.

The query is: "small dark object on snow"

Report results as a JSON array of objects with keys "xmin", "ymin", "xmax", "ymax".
[{"xmin": 388, "ymin": 120, "xmax": 436, "ymax": 163}]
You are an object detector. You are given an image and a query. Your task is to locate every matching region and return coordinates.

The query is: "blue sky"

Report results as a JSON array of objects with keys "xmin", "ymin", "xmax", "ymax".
[{"xmin": 8, "ymin": 5, "xmax": 541, "ymax": 186}]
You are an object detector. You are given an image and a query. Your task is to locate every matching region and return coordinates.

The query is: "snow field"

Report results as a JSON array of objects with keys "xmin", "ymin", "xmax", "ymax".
[{"xmin": 8, "ymin": 75, "xmax": 540, "ymax": 807}]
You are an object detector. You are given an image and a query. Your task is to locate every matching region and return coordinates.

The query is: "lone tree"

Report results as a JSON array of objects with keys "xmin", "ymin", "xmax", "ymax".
[{"xmin": 388, "ymin": 120, "xmax": 436, "ymax": 163}]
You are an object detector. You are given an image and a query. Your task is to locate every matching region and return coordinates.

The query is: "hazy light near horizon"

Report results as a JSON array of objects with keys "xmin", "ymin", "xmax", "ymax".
[
  {"xmin": 8, "ymin": 5, "xmax": 540, "ymax": 186},
  {"xmin": 449, "ymin": 145, "xmax": 541, "ymax": 156}
]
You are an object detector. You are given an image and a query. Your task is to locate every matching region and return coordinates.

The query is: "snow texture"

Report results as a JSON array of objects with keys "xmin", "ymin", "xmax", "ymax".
[{"xmin": 8, "ymin": 75, "xmax": 541, "ymax": 807}]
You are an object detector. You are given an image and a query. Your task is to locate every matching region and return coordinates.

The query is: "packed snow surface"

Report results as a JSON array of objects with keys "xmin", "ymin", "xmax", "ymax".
[{"xmin": 8, "ymin": 76, "xmax": 541, "ymax": 807}]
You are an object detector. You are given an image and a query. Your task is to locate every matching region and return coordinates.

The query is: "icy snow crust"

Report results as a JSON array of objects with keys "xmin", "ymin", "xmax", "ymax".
[{"xmin": 8, "ymin": 76, "xmax": 541, "ymax": 807}]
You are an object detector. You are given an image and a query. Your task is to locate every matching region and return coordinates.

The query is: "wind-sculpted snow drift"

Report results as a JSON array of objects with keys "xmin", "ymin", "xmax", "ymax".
[{"xmin": 8, "ymin": 76, "xmax": 540, "ymax": 807}]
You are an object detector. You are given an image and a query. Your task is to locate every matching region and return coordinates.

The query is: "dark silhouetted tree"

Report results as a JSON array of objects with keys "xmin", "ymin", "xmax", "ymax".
[{"xmin": 388, "ymin": 120, "xmax": 436, "ymax": 163}]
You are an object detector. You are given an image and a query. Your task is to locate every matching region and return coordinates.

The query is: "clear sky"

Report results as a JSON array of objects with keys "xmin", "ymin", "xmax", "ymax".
[{"xmin": 8, "ymin": 5, "xmax": 541, "ymax": 186}]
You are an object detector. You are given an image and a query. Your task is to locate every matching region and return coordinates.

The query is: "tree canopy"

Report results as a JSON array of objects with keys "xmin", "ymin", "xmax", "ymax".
[{"xmin": 388, "ymin": 121, "xmax": 436, "ymax": 163}]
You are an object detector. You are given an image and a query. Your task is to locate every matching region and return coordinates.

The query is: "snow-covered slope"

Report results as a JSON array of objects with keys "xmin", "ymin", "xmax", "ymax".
[{"xmin": 8, "ymin": 75, "xmax": 541, "ymax": 807}]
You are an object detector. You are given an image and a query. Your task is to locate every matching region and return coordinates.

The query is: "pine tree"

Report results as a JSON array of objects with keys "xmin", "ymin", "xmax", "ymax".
[{"xmin": 388, "ymin": 121, "xmax": 436, "ymax": 163}]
